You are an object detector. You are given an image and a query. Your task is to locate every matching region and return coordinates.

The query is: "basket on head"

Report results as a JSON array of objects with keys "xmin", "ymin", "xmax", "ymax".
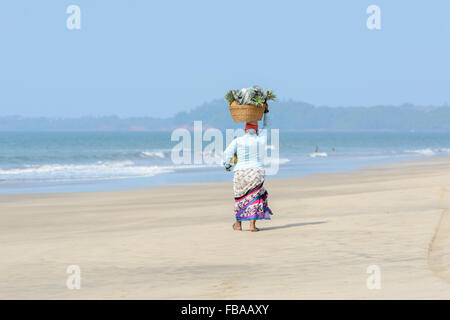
[{"xmin": 228, "ymin": 101, "xmax": 266, "ymax": 123}]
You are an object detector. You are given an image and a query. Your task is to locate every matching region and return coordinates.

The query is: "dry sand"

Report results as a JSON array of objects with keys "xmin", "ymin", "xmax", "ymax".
[{"xmin": 1, "ymin": 158, "xmax": 449, "ymax": 299}]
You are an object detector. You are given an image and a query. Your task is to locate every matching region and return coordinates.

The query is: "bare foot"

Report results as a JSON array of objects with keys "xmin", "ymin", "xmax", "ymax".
[
  {"xmin": 249, "ymin": 220, "xmax": 259, "ymax": 232},
  {"xmin": 233, "ymin": 222, "xmax": 242, "ymax": 231}
]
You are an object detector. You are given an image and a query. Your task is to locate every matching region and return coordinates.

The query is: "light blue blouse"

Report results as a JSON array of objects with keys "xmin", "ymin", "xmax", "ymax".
[{"xmin": 222, "ymin": 113, "xmax": 270, "ymax": 171}]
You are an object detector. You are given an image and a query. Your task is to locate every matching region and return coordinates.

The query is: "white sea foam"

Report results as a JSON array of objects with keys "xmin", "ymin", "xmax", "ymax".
[
  {"xmin": 308, "ymin": 152, "xmax": 328, "ymax": 158},
  {"xmin": 0, "ymin": 161, "xmax": 174, "ymax": 181},
  {"xmin": 139, "ymin": 151, "xmax": 166, "ymax": 159},
  {"xmin": 404, "ymin": 148, "xmax": 436, "ymax": 156}
]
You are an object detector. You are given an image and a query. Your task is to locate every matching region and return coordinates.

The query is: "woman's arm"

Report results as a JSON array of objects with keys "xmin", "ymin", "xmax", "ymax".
[
  {"xmin": 222, "ymin": 138, "xmax": 237, "ymax": 170},
  {"xmin": 258, "ymin": 107, "xmax": 270, "ymax": 139}
]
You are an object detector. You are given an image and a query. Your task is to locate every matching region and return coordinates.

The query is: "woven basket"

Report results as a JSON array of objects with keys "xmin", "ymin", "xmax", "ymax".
[{"xmin": 228, "ymin": 101, "xmax": 266, "ymax": 123}]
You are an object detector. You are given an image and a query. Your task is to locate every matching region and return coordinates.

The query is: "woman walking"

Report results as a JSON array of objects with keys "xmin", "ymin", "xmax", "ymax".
[{"xmin": 222, "ymin": 105, "xmax": 273, "ymax": 232}]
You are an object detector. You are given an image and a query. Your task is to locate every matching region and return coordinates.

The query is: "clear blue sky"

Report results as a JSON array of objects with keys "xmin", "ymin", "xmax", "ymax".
[{"xmin": 1, "ymin": 0, "xmax": 449, "ymax": 118}]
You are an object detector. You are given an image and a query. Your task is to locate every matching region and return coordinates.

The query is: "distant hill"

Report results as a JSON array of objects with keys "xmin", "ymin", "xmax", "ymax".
[{"xmin": 1, "ymin": 100, "xmax": 450, "ymax": 131}]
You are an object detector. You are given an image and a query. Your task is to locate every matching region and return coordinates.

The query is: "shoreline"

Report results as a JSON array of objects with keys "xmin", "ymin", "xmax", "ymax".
[
  {"xmin": 1, "ymin": 157, "xmax": 450, "ymax": 299},
  {"xmin": 1, "ymin": 154, "xmax": 449, "ymax": 197}
]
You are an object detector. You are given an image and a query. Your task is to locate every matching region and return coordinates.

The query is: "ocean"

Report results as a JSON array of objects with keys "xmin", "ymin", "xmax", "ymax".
[{"xmin": 1, "ymin": 131, "xmax": 450, "ymax": 194}]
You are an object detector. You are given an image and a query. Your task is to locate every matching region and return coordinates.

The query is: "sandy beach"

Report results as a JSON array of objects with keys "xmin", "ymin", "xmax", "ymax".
[{"xmin": 1, "ymin": 158, "xmax": 449, "ymax": 299}]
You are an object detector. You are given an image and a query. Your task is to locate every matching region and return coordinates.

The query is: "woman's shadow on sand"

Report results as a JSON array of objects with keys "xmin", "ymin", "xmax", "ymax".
[{"xmin": 260, "ymin": 221, "xmax": 326, "ymax": 231}]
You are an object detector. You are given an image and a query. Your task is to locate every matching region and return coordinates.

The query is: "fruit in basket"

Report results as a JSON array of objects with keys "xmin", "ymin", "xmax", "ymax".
[{"xmin": 225, "ymin": 86, "xmax": 276, "ymax": 107}]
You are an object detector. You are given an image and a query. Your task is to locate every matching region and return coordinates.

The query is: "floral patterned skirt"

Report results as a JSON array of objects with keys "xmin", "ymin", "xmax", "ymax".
[{"xmin": 233, "ymin": 168, "xmax": 273, "ymax": 221}]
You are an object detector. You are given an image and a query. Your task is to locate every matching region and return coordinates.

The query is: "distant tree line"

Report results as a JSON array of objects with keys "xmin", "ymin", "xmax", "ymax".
[{"xmin": 1, "ymin": 100, "xmax": 450, "ymax": 131}]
